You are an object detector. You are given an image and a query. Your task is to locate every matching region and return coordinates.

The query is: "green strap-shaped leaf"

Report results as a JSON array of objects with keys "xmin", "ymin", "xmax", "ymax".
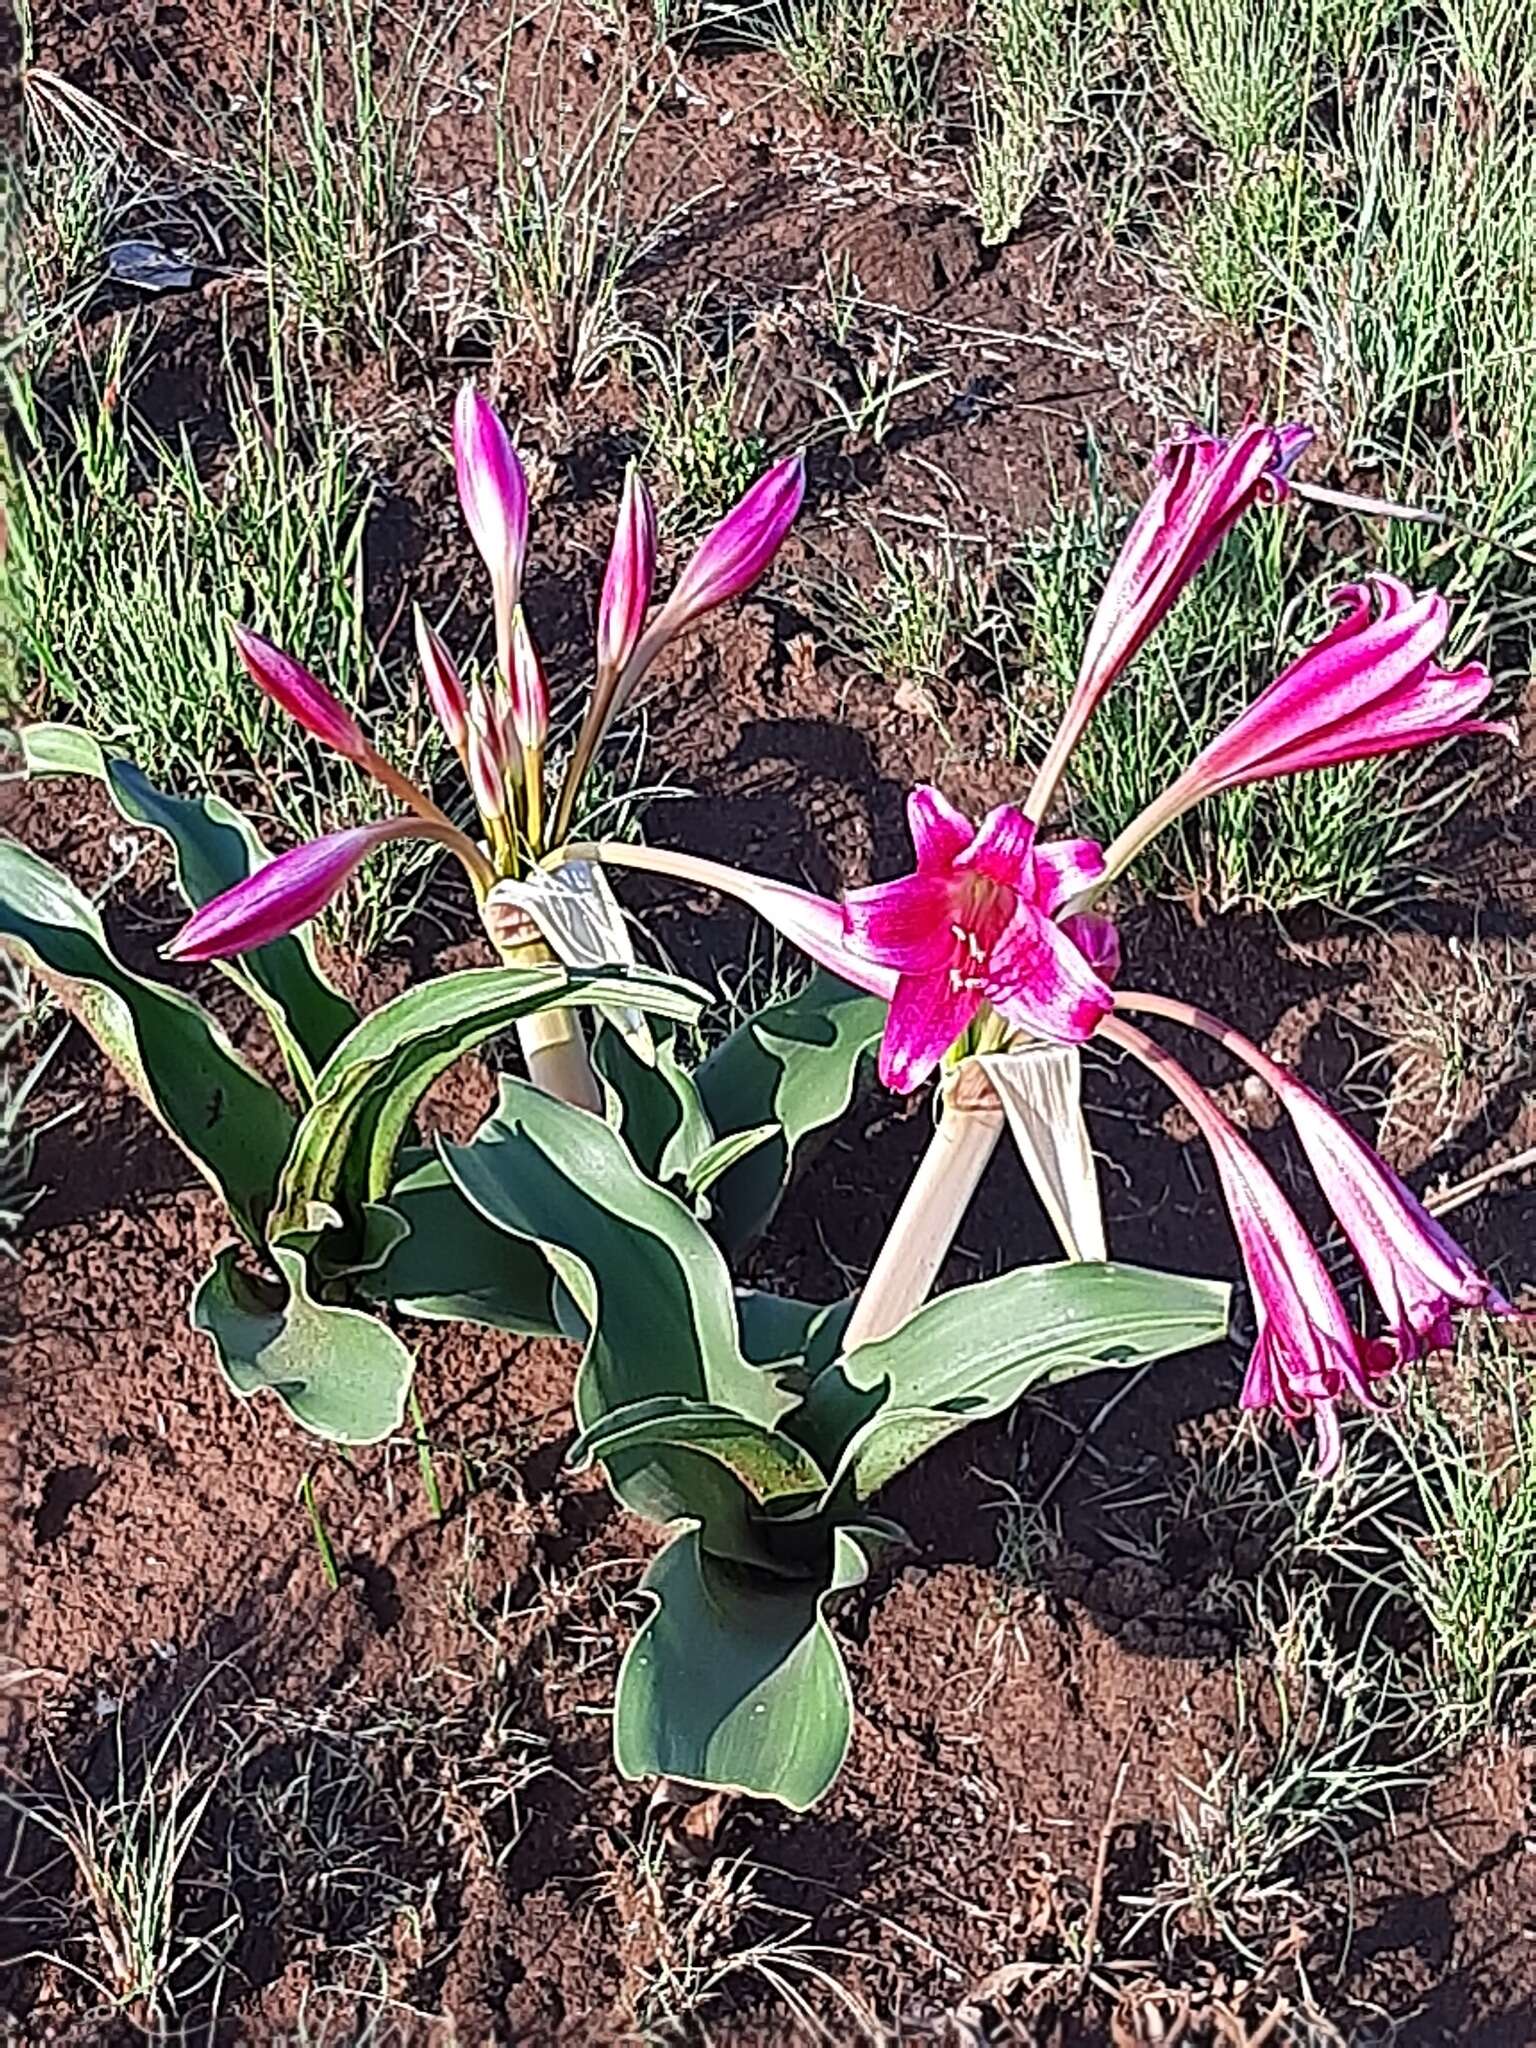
[
  {"xmin": 612, "ymin": 1523, "xmax": 883, "ymax": 1810},
  {"xmin": 191, "ymin": 1241, "xmax": 416, "ymax": 1443},
  {"xmin": 22, "ymin": 723, "xmax": 357, "ymax": 1096},
  {"xmin": 591, "ymin": 1021, "xmax": 716, "ymax": 1186},
  {"xmin": 274, "ymin": 965, "xmax": 704, "ymax": 1237},
  {"xmin": 569, "ymin": 1395, "xmax": 827, "ymax": 1505},
  {"xmin": 792, "ymin": 1259, "xmax": 1231, "ymax": 1483},
  {"xmin": 695, "ymin": 970, "xmax": 886, "ymax": 1254},
  {"xmin": 440, "ymin": 1076, "xmax": 795, "ymax": 1524},
  {"xmin": 358, "ymin": 1154, "xmax": 560, "ymax": 1335},
  {"xmin": 0, "ymin": 833, "xmax": 293, "ymax": 1241}
]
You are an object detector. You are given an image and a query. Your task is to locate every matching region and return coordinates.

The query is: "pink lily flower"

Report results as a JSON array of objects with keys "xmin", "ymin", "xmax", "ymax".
[
  {"xmin": 842, "ymin": 786, "xmax": 1113, "ymax": 1092},
  {"xmin": 1280, "ymin": 1079, "xmax": 1514, "ymax": 1357},
  {"xmin": 233, "ymin": 625, "xmax": 366, "ymax": 762},
  {"xmin": 1104, "ymin": 1015, "xmax": 1389, "ymax": 1475},
  {"xmin": 1115, "ymin": 993, "xmax": 1513, "ymax": 1368},
  {"xmin": 1168, "ymin": 575, "xmax": 1505, "ymax": 800},
  {"xmin": 661, "ymin": 454, "xmax": 806, "ymax": 634},
  {"xmin": 597, "ymin": 464, "xmax": 656, "ymax": 681},
  {"xmin": 1026, "ymin": 420, "xmax": 1310, "ymax": 821},
  {"xmin": 166, "ymin": 821, "xmax": 413, "ymax": 961},
  {"xmin": 413, "ymin": 607, "xmax": 469, "ymax": 755},
  {"xmin": 454, "ymin": 385, "xmax": 529, "ymax": 607}
]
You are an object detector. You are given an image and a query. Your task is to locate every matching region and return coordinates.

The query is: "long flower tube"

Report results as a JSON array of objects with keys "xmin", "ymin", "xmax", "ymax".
[
  {"xmin": 1090, "ymin": 576, "xmax": 1511, "ymax": 897},
  {"xmin": 1113, "ymin": 992, "xmax": 1512, "ymax": 1357},
  {"xmin": 1102, "ymin": 1014, "xmax": 1391, "ymax": 1475},
  {"xmin": 1023, "ymin": 421, "xmax": 1311, "ymax": 826}
]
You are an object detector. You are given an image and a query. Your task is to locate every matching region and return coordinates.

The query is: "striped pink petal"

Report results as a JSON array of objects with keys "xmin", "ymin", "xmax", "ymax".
[
  {"xmin": 233, "ymin": 626, "xmax": 365, "ymax": 761},
  {"xmin": 166, "ymin": 823, "xmax": 399, "ymax": 961}
]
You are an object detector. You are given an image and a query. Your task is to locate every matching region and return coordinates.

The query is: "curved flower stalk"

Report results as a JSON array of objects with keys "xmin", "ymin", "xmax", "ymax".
[
  {"xmin": 169, "ymin": 385, "xmax": 806, "ymax": 1105},
  {"xmin": 1023, "ymin": 420, "xmax": 1312, "ymax": 825}
]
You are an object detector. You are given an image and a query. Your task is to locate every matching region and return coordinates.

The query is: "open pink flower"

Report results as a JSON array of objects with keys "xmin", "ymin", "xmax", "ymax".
[
  {"xmin": 1271, "ymin": 1075, "xmax": 1511, "ymax": 1357},
  {"xmin": 1027, "ymin": 420, "xmax": 1309, "ymax": 821},
  {"xmin": 843, "ymin": 786, "xmax": 1113, "ymax": 1092},
  {"xmin": 166, "ymin": 822, "xmax": 408, "ymax": 961},
  {"xmin": 233, "ymin": 626, "xmax": 365, "ymax": 762},
  {"xmin": 1161, "ymin": 576, "xmax": 1508, "ymax": 808},
  {"xmin": 1105, "ymin": 1015, "xmax": 1388, "ymax": 1475}
]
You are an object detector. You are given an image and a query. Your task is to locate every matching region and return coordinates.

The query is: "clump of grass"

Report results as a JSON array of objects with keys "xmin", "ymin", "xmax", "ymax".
[
  {"xmin": 1, "ymin": 332, "xmax": 447, "ymax": 956},
  {"xmin": 820, "ymin": 520, "xmax": 995, "ymax": 719},
  {"xmin": 0, "ymin": 1691, "xmax": 241, "ymax": 2033},
  {"xmin": 1176, "ymin": 154, "xmax": 1341, "ymax": 330},
  {"xmin": 1375, "ymin": 935, "xmax": 1536, "ymax": 1152},
  {"xmin": 765, "ymin": 0, "xmax": 939, "ymax": 137},
  {"xmin": 215, "ymin": 3, "xmax": 437, "ymax": 360},
  {"xmin": 446, "ymin": 31, "xmax": 676, "ymax": 394},
  {"xmin": 8, "ymin": 65, "xmax": 135, "ymax": 329},
  {"xmin": 1150, "ymin": 0, "xmax": 1300, "ymax": 160},
  {"xmin": 0, "ymin": 958, "xmax": 72, "ymax": 1257},
  {"xmin": 634, "ymin": 313, "xmax": 770, "ymax": 535},
  {"xmin": 967, "ymin": 0, "xmax": 1122, "ymax": 246}
]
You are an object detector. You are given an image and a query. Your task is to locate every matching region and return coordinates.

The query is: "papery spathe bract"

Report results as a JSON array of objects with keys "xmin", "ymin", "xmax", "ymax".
[
  {"xmin": 597, "ymin": 465, "xmax": 656, "ymax": 680},
  {"xmin": 233, "ymin": 625, "xmax": 366, "ymax": 762},
  {"xmin": 663, "ymin": 454, "xmax": 805, "ymax": 632},
  {"xmin": 453, "ymin": 383, "xmax": 529, "ymax": 614},
  {"xmin": 413, "ymin": 607, "xmax": 468, "ymax": 754},
  {"xmin": 166, "ymin": 821, "xmax": 405, "ymax": 961}
]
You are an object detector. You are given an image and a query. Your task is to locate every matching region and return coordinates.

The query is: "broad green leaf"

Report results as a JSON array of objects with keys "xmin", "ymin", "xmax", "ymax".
[
  {"xmin": 696, "ymin": 970, "xmax": 885, "ymax": 1253},
  {"xmin": 192, "ymin": 1241, "xmax": 415, "ymax": 1443},
  {"xmin": 440, "ymin": 1077, "xmax": 795, "ymax": 1524},
  {"xmin": 359, "ymin": 1154, "xmax": 560, "ymax": 1335},
  {"xmin": 0, "ymin": 833, "xmax": 292, "ymax": 1241},
  {"xmin": 592, "ymin": 1021, "xmax": 715, "ymax": 1185},
  {"xmin": 274, "ymin": 964, "xmax": 704, "ymax": 1237},
  {"xmin": 793, "ymin": 1260, "xmax": 1231, "ymax": 1479},
  {"xmin": 569, "ymin": 1395, "xmax": 827, "ymax": 1504},
  {"xmin": 685, "ymin": 1124, "xmax": 779, "ymax": 1201},
  {"xmin": 612, "ymin": 1524, "xmax": 879, "ymax": 1810},
  {"xmin": 23, "ymin": 723, "xmax": 356, "ymax": 1095}
]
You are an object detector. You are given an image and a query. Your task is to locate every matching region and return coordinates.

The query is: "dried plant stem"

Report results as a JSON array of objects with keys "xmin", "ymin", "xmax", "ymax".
[{"xmin": 840, "ymin": 1063, "xmax": 1007, "ymax": 1351}]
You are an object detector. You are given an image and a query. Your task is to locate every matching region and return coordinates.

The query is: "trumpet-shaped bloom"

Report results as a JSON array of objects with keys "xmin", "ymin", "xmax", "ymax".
[
  {"xmin": 413, "ymin": 608, "xmax": 468, "ymax": 753},
  {"xmin": 598, "ymin": 465, "xmax": 656, "ymax": 679},
  {"xmin": 1081, "ymin": 421, "xmax": 1310, "ymax": 696},
  {"xmin": 1105, "ymin": 1016, "xmax": 1388, "ymax": 1474},
  {"xmin": 234, "ymin": 626, "xmax": 365, "ymax": 762},
  {"xmin": 843, "ymin": 786, "xmax": 1113, "ymax": 1092},
  {"xmin": 454, "ymin": 384, "xmax": 529, "ymax": 611},
  {"xmin": 1164, "ymin": 576, "xmax": 1508, "ymax": 805},
  {"xmin": 1027, "ymin": 421, "xmax": 1310, "ymax": 820},
  {"xmin": 664, "ymin": 455, "xmax": 805, "ymax": 632},
  {"xmin": 1273, "ymin": 1075, "xmax": 1511, "ymax": 1357},
  {"xmin": 166, "ymin": 822, "xmax": 403, "ymax": 961}
]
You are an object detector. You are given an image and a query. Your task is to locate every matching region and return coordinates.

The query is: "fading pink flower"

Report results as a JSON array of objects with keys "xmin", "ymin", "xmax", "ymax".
[
  {"xmin": 1272, "ymin": 1075, "xmax": 1511, "ymax": 1358},
  {"xmin": 598, "ymin": 465, "xmax": 656, "ymax": 680},
  {"xmin": 413, "ymin": 607, "xmax": 468, "ymax": 753},
  {"xmin": 233, "ymin": 626, "xmax": 365, "ymax": 762},
  {"xmin": 1105, "ymin": 1015, "xmax": 1387, "ymax": 1475},
  {"xmin": 166, "ymin": 822, "xmax": 405, "ymax": 961},
  {"xmin": 842, "ymin": 786, "xmax": 1112, "ymax": 1092},
  {"xmin": 663, "ymin": 455, "xmax": 805, "ymax": 632},
  {"xmin": 1027, "ymin": 421, "xmax": 1309, "ymax": 820},
  {"xmin": 454, "ymin": 383, "xmax": 529, "ymax": 612},
  {"xmin": 1163, "ymin": 576, "xmax": 1509, "ymax": 806}
]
